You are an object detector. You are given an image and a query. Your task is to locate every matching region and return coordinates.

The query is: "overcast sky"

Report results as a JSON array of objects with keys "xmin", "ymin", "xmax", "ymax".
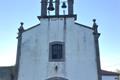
[{"xmin": 0, "ymin": 0, "xmax": 120, "ymax": 71}]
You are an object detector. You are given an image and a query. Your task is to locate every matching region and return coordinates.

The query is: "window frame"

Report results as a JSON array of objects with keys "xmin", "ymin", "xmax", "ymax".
[{"xmin": 49, "ymin": 41, "xmax": 65, "ymax": 62}]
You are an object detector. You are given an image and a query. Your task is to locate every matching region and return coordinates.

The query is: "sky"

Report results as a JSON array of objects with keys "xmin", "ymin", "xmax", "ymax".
[{"xmin": 0, "ymin": 0, "xmax": 120, "ymax": 71}]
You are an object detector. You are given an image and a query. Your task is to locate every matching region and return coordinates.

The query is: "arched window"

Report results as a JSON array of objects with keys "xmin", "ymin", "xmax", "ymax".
[{"xmin": 49, "ymin": 41, "xmax": 65, "ymax": 62}]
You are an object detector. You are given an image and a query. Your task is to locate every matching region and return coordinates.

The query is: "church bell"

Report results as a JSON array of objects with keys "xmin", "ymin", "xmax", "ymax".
[
  {"xmin": 48, "ymin": 0, "xmax": 54, "ymax": 11},
  {"xmin": 62, "ymin": 2, "xmax": 67, "ymax": 8}
]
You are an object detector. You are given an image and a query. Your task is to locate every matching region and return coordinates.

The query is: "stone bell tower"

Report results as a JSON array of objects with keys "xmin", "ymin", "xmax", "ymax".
[
  {"xmin": 40, "ymin": 0, "xmax": 74, "ymax": 16},
  {"xmin": 15, "ymin": 0, "xmax": 101, "ymax": 80}
]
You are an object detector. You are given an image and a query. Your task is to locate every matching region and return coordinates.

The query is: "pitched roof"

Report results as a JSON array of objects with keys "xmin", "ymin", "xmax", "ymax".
[
  {"xmin": 24, "ymin": 23, "xmax": 40, "ymax": 32},
  {"xmin": 102, "ymin": 70, "xmax": 120, "ymax": 76},
  {"xmin": 23, "ymin": 22, "xmax": 93, "ymax": 33},
  {"xmin": 75, "ymin": 22, "xmax": 93, "ymax": 30}
]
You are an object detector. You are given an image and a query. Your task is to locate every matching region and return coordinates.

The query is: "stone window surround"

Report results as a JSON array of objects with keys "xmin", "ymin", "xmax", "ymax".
[{"xmin": 49, "ymin": 41, "xmax": 65, "ymax": 62}]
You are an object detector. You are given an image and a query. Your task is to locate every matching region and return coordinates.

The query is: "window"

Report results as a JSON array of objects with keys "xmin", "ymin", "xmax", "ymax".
[{"xmin": 49, "ymin": 41, "xmax": 65, "ymax": 61}]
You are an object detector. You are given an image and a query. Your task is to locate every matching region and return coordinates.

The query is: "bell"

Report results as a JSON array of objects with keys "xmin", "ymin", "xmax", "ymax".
[
  {"xmin": 48, "ymin": 0, "xmax": 54, "ymax": 11},
  {"xmin": 62, "ymin": 2, "xmax": 67, "ymax": 8}
]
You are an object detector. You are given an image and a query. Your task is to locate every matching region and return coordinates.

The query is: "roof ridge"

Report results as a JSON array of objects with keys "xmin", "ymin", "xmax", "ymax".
[
  {"xmin": 75, "ymin": 22, "xmax": 93, "ymax": 30},
  {"xmin": 24, "ymin": 23, "xmax": 40, "ymax": 32}
]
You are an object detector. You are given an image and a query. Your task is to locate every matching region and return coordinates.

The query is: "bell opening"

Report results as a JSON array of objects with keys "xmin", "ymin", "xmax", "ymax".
[{"xmin": 48, "ymin": 0, "xmax": 55, "ymax": 11}]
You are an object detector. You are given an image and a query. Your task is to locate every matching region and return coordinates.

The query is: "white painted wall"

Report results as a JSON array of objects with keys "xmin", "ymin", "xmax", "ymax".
[
  {"xmin": 17, "ymin": 17, "xmax": 98, "ymax": 80},
  {"xmin": 102, "ymin": 75, "xmax": 119, "ymax": 80}
]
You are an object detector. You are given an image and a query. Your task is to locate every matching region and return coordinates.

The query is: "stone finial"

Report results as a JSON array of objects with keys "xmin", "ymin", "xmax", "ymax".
[
  {"xmin": 18, "ymin": 22, "xmax": 24, "ymax": 33},
  {"xmin": 93, "ymin": 19, "xmax": 98, "ymax": 29},
  {"xmin": 93, "ymin": 19, "xmax": 96, "ymax": 23},
  {"xmin": 20, "ymin": 22, "xmax": 24, "ymax": 26},
  {"xmin": 17, "ymin": 22, "xmax": 24, "ymax": 38},
  {"xmin": 92, "ymin": 19, "xmax": 100, "ymax": 37}
]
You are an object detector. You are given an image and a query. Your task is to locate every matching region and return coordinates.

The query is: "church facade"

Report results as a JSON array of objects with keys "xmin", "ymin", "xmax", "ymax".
[
  {"xmin": 15, "ymin": 0, "xmax": 101, "ymax": 80},
  {"xmin": 0, "ymin": 0, "xmax": 102, "ymax": 80}
]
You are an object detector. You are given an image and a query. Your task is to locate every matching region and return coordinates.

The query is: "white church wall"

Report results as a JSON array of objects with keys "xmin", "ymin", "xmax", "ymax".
[
  {"xmin": 18, "ymin": 17, "xmax": 98, "ymax": 80},
  {"xmin": 65, "ymin": 21, "xmax": 98, "ymax": 80},
  {"xmin": 18, "ymin": 22, "xmax": 49, "ymax": 80}
]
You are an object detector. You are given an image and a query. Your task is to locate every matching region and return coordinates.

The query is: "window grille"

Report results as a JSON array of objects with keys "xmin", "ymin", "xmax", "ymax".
[{"xmin": 49, "ymin": 41, "xmax": 65, "ymax": 61}]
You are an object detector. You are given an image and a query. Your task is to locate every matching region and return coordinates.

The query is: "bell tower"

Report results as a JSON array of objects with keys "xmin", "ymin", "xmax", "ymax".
[{"xmin": 39, "ymin": 0, "xmax": 76, "ymax": 19}]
